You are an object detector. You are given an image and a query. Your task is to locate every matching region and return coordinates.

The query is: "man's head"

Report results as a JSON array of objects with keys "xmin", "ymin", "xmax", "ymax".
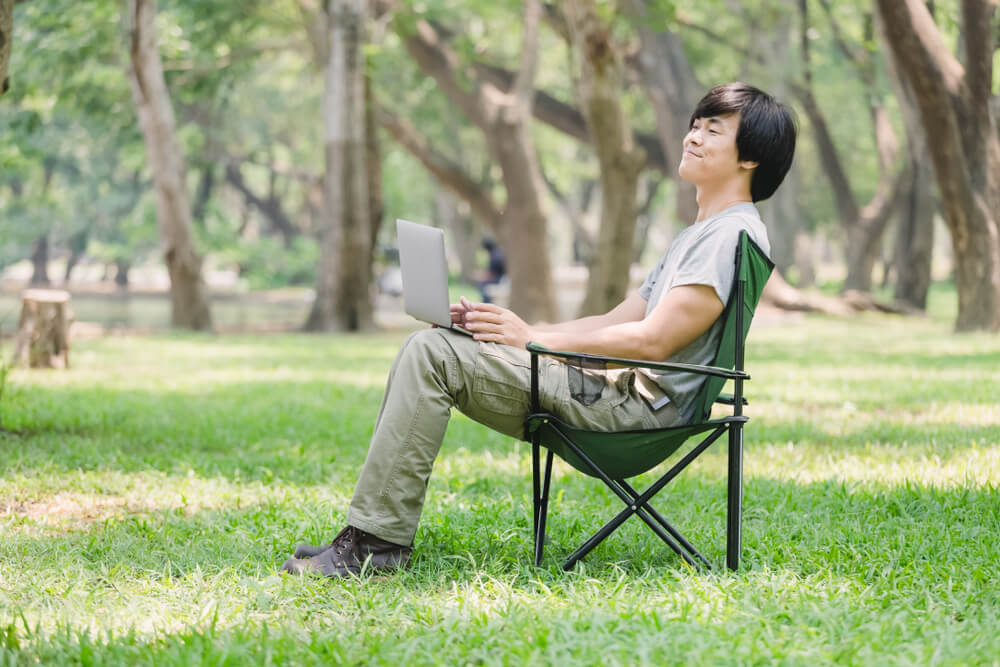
[{"xmin": 680, "ymin": 83, "xmax": 796, "ymax": 202}]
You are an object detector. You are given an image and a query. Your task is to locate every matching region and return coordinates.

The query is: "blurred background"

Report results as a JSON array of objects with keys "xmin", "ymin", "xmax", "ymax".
[{"xmin": 1, "ymin": 0, "xmax": 998, "ymax": 334}]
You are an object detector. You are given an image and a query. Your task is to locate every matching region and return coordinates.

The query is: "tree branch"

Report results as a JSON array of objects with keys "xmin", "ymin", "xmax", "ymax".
[
  {"xmin": 815, "ymin": 0, "xmax": 867, "ymax": 73},
  {"xmin": 224, "ymin": 163, "xmax": 299, "ymax": 246},
  {"xmin": 376, "ymin": 104, "xmax": 502, "ymax": 232},
  {"xmin": 512, "ymin": 0, "xmax": 543, "ymax": 107},
  {"xmin": 673, "ymin": 12, "xmax": 767, "ymax": 67},
  {"xmin": 397, "ymin": 17, "xmax": 488, "ymax": 129},
  {"xmin": 296, "ymin": 0, "xmax": 329, "ymax": 67},
  {"xmin": 875, "ymin": 0, "xmax": 969, "ymax": 196},
  {"xmin": 961, "ymin": 0, "xmax": 995, "ymax": 107},
  {"xmin": 473, "ymin": 62, "xmax": 667, "ymax": 172}
]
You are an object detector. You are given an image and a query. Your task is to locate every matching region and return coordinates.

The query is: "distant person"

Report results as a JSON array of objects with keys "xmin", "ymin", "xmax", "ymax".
[
  {"xmin": 281, "ymin": 82, "xmax": 796, "ymax": 579},
  {"xmin": 477, "ymin": 238, "xmax": 506, "ymax": 303}
]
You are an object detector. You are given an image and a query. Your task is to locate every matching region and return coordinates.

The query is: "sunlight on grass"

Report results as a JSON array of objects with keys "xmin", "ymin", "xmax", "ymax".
[{"xmin": 2, "ymin": 310, "xmax": 999, "ymax": 664}]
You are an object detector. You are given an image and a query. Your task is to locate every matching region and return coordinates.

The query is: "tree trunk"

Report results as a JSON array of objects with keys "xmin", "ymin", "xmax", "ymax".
[
  {"xmin": 436, "ymin": 189, "xmax": 478, "ymax": 284},
  {"xmin": 876, "ymin": 0, "xmax": 1000, "ymax": 331},
  {"xmin": 13, "ymin": 289, "xmax": 71, "ymax": 369},
  {"xmin": 794, "ymin": 231, "xmax": 817, "ymax": 287},
  {"xmin": 488, "ymin": 120, "xmax": 557, "ymax": 322},
  {"xmin": 882, "ymin": 22, "xmax": 935, "ymax": 311},
  {"xmin": 29, "ymin": 234, "xmax": 50, "ymax": 286},
  {"xmin": 892, "ymin": 157, "xmax": 936, "ymax": 309},
  {"xmin": 364, "ymin": 69, "xmax": 384, "ymax": 297},
  {"xmin": 305, "ymin": 0, "xmax": 373, "ymax": 331},
  {"xmin": 626, "ymin": 0, "xmax": 699, "ymax": 224},
  {"xmin": 488, "ymin": 3, "xmax": 555, "ymax": 322},
  {"xmin": 565, "ymin": 0, "xmax": 646, "ymax": 316},
  {"xmin": 63, "ymin": 230, "xmax": 88, "ymax": 285},
  {"xmin": 115, "ymin": 260, "xmax": 131, "ymax": 288},
  {"xmin": 0, "ymin": 0, "xmax": 12, "ymax": 96},
  {"xmin": 191, "ymin": 163, "xmax": 215, "ymax": 226},
  {"xmin": 754, "ymin": 10, "xmax": 800, "ymax": 276},
  {"xmin": 127, "ymin": 0, "xmax": 212, "ymax": 331}
]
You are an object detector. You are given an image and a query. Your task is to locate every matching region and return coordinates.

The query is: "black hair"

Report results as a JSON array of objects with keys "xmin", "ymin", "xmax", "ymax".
[{"xmin": 689, "ymin": 82, "xmax": 797, "ymax": 202}]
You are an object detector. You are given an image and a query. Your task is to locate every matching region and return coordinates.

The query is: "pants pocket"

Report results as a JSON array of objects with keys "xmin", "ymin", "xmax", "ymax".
[
  {"xmin": 472, "ymin": 342, "xmax": 532, "ymax": 415},
  {"xmin": 602, "ymin": 370, "xmax": 658, "ymax": 431}
]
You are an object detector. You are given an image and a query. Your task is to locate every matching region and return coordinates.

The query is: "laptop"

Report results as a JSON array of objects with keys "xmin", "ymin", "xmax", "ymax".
[{"xmin": 396, "ymin": 218, "xmax": 474, "ymax": 336}]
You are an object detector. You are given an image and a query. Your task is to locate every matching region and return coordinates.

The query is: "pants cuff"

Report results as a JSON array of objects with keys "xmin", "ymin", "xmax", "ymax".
[{"xmin": 346, "ymin": 510, "xmax": 414, "ymax": 547}]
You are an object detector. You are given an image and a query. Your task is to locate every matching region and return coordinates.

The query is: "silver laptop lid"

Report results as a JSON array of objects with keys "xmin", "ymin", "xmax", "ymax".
[{"xmin": 396, "ymin": 219, "xmax": 452, "ymax": 328}]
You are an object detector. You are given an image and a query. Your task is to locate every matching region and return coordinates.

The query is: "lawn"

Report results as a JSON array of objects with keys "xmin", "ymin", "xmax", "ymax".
[{"xmin": 1, "ymin": 290, "xmax": 999, "ymax": 665}]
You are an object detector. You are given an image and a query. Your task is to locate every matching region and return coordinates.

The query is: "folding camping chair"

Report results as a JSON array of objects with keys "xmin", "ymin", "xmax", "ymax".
[{"xmin": 523, "ymin": 230, "xmax": 773, "ymax": 571}]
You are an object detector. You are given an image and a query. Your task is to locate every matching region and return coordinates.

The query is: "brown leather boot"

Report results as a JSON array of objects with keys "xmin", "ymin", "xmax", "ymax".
[
  {"xmin": 292, "ymin": 541, "xmax": 331, "ymax": 559},
  {"xmin": 281, "ymin": 525, "xmax": 412, "ymax": 578}
]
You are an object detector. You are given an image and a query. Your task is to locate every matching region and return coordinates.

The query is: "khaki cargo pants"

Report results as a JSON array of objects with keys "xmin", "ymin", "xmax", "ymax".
[{"xmin": 346, "ymin": 328, "xmax": 683, "ymax": 546}]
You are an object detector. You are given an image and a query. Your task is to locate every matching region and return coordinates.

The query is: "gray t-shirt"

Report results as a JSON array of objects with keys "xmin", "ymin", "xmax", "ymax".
[{"xmin": 636, "ymin": 202, "xmax": 770, "ymax": 422}]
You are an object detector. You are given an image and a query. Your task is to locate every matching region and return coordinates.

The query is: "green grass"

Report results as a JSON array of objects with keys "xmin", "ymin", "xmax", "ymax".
[{"xmin": 1, "ymin": 295, "xmax": 999, "ymax": 665}]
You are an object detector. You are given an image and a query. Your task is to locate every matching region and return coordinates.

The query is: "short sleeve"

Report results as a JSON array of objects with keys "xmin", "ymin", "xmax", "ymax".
[
  {"xmin": 666, "ymin": 220, "xmax": 745, "ymax": 305},
  {"xmin": 637, "ymin": 256, "xmax": 665, "ymax": 301}
]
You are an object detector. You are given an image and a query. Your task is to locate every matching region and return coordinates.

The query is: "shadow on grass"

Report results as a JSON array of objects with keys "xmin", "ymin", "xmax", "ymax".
[
  {"xmin": 2, "ymin": 471, "xmax": 999, "ymax": 664},
  {"xmin": 4, "ymin": 458, "xmax": 997, "ymax": 582}
]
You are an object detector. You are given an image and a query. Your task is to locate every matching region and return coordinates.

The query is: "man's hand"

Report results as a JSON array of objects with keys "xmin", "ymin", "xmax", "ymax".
[
  {"xmin": 464, "ymin": 302, "xmax": 536, "ymax": 349},
  {"xmin": 449, "ymin": 296, "xmax": 475, "ymax": 328}
]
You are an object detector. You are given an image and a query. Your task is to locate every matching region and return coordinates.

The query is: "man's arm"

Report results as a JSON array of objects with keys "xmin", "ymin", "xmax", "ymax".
[
  {"xmin": 451, "ymin": 292, "xmax": 647, "ymax": 333},
  {"xmin": 465, "ymin": 283, "xmax": 724, "ymax": 362},
  {"xmin": 533, "ymin": 292, "xmax": 648, "ymax": 333}
]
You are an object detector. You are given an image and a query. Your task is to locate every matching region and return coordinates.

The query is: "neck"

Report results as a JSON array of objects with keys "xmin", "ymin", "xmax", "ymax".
[{"xmin": 694, "ymin": 183, "xmax": 753, "ymax": 221}]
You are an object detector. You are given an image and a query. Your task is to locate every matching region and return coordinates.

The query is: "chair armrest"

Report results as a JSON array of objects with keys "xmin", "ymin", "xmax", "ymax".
[
  {"xmin": 715, "ymin": 393, "xmax": 749, "ymax": 406},
  {"xmin": 525, "ymin": 342, "xmax": 750, "ymax": 380}
]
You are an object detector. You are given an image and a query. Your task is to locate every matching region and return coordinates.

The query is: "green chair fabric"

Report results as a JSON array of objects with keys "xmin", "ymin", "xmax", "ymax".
[{"xmin": 523, "ymin": 230, "xmax": 774, "ymax": 571}]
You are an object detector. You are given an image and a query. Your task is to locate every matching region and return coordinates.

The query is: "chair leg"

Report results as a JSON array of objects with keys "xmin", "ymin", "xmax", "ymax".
[
  {"xmin": 562, "ymin": 485, "xmax": 697, "ymax": 571},
  {"xmin": 532, "ymin": 441, "xmax": 540, "ymax": 537},
  {"xmin": 619, "ymin": 480, "xmax": 712, "ymax": 570},
  {"xmin": 535, "ymin": 449, "xmax": 553, "ymax": 566},
  {"xmin": 726, "ymin": 423, "xmax": 743, "ymax": 571},
  {"xmin": 552, "ymin": 424, "xmax": 725, "ymax": 571}
]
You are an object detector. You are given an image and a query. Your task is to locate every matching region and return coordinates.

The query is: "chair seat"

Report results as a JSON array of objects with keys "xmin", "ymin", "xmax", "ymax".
[{"xmin": 524, "ymin": 413, "xmax": 745, "ymax": 480}]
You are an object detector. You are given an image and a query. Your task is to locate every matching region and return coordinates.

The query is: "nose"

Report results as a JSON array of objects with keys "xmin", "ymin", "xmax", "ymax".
[{"xmin": 686, "ymin": 127, "xmax": 703, "ymax": 146}]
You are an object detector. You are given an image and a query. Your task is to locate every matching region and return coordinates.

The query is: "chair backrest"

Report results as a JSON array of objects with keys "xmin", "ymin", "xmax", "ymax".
[{"xmin": 692, "ymin": 230, "xmax": 774, "ymax": 423}]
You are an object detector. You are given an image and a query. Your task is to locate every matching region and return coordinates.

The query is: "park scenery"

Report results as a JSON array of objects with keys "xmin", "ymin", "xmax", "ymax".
[{"xmin": 2, "ymin": 0, "xmax": 1000, "ymax": 665}]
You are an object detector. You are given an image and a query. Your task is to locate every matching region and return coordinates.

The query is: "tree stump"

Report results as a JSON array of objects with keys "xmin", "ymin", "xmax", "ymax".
[{"xmin": 12, "ymin": 289, "xmax": 72, "ymax": 369}]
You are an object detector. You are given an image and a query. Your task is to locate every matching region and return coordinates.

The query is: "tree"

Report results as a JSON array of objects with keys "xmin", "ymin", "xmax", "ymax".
[
  {"xmin": 302, "ymin": 0, "xmax": 376, "ymax": 331},
  {"xmin": 795, "ymin": 0, "xmax": 909, "ymax": 295},
  {"xmin": 625, "ymin": 0, "xmax": 700, "ymax": 225},
  {"xmin": 380, "ymin": 0, "xmax": 558, "ymax": 323},
  {"xmin": 0, "ymin": 0, "xmax": 12, "ymax": 96},
  {"xmin": 875, "ymin": 0, "xmax": 1000, "ymax": 331},
  {"xmin": 127, "ymin": 0, "xmax": 212, "ymax": 330},
  {"xmin": 563, "ymin": 0, "xmax": 645, "ymax": 316}
]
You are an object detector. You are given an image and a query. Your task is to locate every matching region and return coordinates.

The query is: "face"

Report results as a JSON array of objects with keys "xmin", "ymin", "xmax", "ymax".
[{"xmin": 678, "ymin": 113, "xmax": 756, "ymax": 187}]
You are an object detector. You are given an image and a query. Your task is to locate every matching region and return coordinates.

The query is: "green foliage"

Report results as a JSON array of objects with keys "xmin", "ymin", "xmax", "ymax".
[
  {"xmin": 220, "ymin": 235, "xmax": 319, "ymax": 290},
  {"xmin": 1, "ymin": 299, "xmax": 999, "ymax": 663}
]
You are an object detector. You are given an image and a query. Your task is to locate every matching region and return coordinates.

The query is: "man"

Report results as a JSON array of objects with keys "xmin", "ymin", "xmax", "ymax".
[
  {"xmin": 476, "ymin": 238, "xmax": 506, "ymax": 303},
  {"xmin": 281, "ymin": 82, "xmax": 796, "ymax": 578}
]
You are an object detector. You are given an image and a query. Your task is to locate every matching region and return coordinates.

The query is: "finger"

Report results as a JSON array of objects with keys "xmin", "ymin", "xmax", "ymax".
[
  {"xmin": 466, "ymin": 311, "xmax": 504, "ymax": 324},
  {"xmin": 460, "ymin": 296, "xmax": 473, "ymax": 309},
  {"xmin": 471, "ymin": 302, "xmax": 504, "ymax": 314}
]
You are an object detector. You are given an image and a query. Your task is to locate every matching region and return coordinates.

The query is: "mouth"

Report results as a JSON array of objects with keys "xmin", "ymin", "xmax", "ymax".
[{"xmin": 683, "ymin": 150, "xmax": 701, "ymax": 158}]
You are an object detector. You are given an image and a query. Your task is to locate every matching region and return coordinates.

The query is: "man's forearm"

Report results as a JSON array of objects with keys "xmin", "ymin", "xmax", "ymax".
[
  {"xmin": 533, "ymin": 313, "xmax": 613, "ymax": 334},
  {"xmin": 529, "ymin": 284, "xmax": 725, "ymax": 363},
  {"xmin": 533, "ymin": 292, "xmax": 648, "ymax": 334},
  {"xmin": 532, "ymin": 321, "xmax": 660, "ymax": 361}
]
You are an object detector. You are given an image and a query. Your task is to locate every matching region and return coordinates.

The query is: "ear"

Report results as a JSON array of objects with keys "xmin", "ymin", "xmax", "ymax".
[{"xmin": 739, "ymin": 160, "xmax": 758, "ymax": 172}]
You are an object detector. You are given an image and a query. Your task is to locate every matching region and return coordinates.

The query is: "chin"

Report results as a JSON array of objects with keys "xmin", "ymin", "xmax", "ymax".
[{"xmin": 677, "ymin": 162, "xmax": 696, "ymax": 183}]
